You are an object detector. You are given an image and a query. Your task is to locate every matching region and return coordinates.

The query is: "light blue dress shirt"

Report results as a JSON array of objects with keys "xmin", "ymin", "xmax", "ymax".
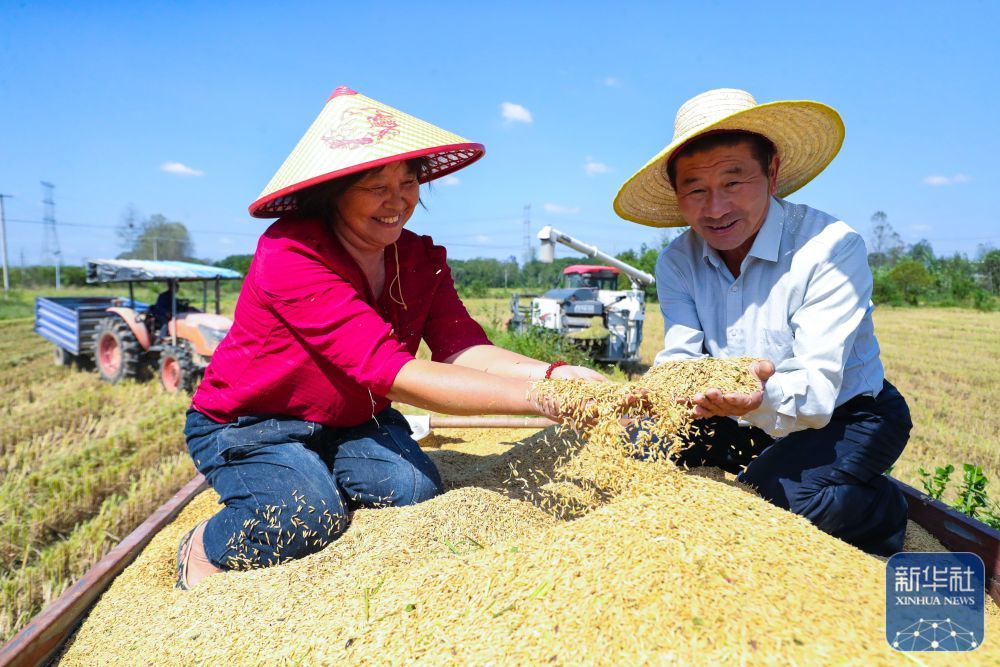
[{"xmin": 655, "ymin": 197, "xmax": 885, "ymax": 438}]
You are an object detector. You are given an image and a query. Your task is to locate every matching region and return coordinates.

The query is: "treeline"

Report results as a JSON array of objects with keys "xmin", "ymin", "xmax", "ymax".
[
  {"xmin": 9, "ymin": 210, "xmax": 997, "ymax": 310},
  {"xmin": 868, "ymin": 212, "xmax": 998, "ymax": 310},
  {"xmin": 213, "ymin": 242, "xmax": 667, "ymax": 299},
  {"xmin": 1, "ymin": 265, "xmax": 90, "ymax": 288},
  {"xmin": 431, "ymin": 243, "xmax": 665, "ymax": 299},
  {"xmin": 441, "ymin": 213, "xmax": 999, "ymax": 311}
]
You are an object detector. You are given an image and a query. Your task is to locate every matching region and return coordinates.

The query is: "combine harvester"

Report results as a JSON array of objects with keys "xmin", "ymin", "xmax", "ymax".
[
  {"xmin": 509, "ymin": 226, "xmax": 654, "ymax": 366},
  {"xmin": 33, "ymin": 259, "xmax": 241, "ymax": 392}
]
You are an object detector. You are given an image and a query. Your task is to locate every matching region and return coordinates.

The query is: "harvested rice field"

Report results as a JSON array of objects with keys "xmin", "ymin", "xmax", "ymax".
[
  {"xmin": 0, "ymin": 317, "xmax": 193, "ymax": 642},
  {"xmin": 4, "ymin": 305, "xmax": 999, "ymax": 661},
  {"xmin": 61, "ymin": 418, "xmax": 1000, "ymax": 665},
  {"xmin": 872, "ymin": 308, "xmax": 1000, "ymax": 493}
]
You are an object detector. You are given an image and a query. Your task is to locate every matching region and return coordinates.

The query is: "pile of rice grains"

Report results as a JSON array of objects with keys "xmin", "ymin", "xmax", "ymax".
[{"xmin": 60, "ymin": 358, "xmax": 999, "ymax": 665}]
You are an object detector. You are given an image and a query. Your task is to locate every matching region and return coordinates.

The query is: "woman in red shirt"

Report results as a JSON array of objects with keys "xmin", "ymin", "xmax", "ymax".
[{"xmin": 177, "ymin": 87, "xmax": 606, "ymax": 589}]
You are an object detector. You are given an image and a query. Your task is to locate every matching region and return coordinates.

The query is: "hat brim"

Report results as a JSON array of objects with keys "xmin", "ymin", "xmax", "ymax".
[
  {"xmin": 249, "ymin": 143, "xmax": 484, "ymax": 218},
  {"xmin": 613, "ymin": 100, "xmax": 844, "ymax": 227},
  {"xmin": 249, "ymin": 87, "xmax": 486, "ymax": 219}
]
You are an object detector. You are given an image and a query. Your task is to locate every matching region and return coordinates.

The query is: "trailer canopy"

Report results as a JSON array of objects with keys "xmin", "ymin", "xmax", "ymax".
[{"xmin": 86, "ymin": 259, "xmax": 242, "ymax": 284}]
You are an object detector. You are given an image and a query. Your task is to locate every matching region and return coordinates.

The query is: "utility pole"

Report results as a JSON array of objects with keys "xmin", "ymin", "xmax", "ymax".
[
  {"xmin": 41, "ymin": 181, "xmax": 61, "ymax": 289},
  {"xmin": 0, "ymin": 194, "xmax": 11, "ymax": 293},
  {"xmin": 522, "ymin": 204, "xmax": 532, "ymax": 266}
]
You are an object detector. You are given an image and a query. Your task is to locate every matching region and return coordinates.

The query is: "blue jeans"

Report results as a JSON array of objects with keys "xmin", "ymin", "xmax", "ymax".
[
  {"xmin": 184, "ymin": 407, "xmax": 443, "ymax": 570},
  {"xmin": 639, "ymin": 381, "xmax": 912, "ymax": 555}
]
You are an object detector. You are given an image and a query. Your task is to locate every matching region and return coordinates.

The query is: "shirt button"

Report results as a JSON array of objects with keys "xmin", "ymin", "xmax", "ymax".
[{"xmin": 730, "ymin": 286, "xmax": 738, "ymax": 293}]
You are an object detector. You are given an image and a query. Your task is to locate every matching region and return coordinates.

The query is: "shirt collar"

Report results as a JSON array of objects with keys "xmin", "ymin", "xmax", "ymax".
[
  {"xmin": 698, "ymin": 196, "xmax": 784, "ymax": 268},
  {"xmin": 746, "ymin": 197, "xmax": 784, "ymax": 263}
]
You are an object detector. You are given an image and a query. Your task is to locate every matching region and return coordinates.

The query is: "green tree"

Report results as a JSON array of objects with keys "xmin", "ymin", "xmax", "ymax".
[
  {"xmin": 216, "ymin": 254, "xmax": 253, "ymax": 276},
  {"xmin": 981, "ymin": 249, "xmax": 1000, "ymax": 295},
  {"xmin": 888, "ymin": 259, "xmax": 933, "ymax": 305},
  {"xmin": 907, "ymin": 239, "xmax": 935, "ymax": 268},
  {"xmin": 117, "ymin": 213, "xmax": 194, "ymax": 261},
  {"xmin": 616, "ymin": 243, "xmax": 662, "ymax": 300},
  {"xmin": 935, "ymin": 253, "xmax": 976, "ymax": 302},
  {"xmin": 517, "ymin": 258, "xmax": 579, "ymax": 291},
  {"xmin": 868, "ymin": 211, "xmax": 904, "ymax": 269}
]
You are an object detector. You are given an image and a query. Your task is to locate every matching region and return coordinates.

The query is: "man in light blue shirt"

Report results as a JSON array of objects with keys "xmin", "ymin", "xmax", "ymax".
[{"xmin": 614, "ymin": 89, "xmax": 911, "ymax": 555}]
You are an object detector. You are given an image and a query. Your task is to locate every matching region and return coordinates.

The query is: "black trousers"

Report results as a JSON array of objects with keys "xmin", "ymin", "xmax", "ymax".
[{"xmin": 672, "ymin": 381, "xmax": 912, "ymax": 555}]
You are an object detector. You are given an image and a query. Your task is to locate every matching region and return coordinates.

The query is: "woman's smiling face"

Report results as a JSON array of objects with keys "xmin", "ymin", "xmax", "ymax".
[{"xmin": 333, "ymin": 160, "xmax": 420, "ymax": 253}]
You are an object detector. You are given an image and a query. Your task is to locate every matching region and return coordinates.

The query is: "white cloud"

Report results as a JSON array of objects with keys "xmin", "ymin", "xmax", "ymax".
[
  {"xmin": 439, "ymin": 175, "xmax": 461, "ymax": 186},
  {"xmin": 475, "ymin": 234, "xmax": 493, "ymax": 244},
  {"xmin": 923, "ymin": 173, "xmax": 970, "ymax": 186},
  {"xmin": 500, "ymin": 102, "xmax": 533, "ymax": 124},
  {"xmin": 603, "ymin": 76, "xmax": 621, "ymax": 87},
  {"xmin": 911, "ymin": 224, "xmax": 931, "ymax": 233},
  {"xmin": 543, "ymin": 203, "xmax": 581, "ymax": 215},
  {"xmin": 584, "ymin": 157, "xmax": 610, "ymax": 176},
  {"xmin": 161, "ymin": 161, "xmax": 204, "ymax": 177}
]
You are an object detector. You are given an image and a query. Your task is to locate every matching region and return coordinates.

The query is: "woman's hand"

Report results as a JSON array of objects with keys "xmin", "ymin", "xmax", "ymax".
[
  {"xmin": 548, "ymin": 364, "xmax": 608, "ymax": 382},
  {"xmin": 527, "ymin": 384, "xmax": 564, "ymax": 423},
  {"xmin": 532, "ymin": 364, "xmax": 609, "ymax": 424},
  {"xmin": 527, "ymin": 377, "xmax": 647, "ymax": 428},
  {"xmin": 690, "ymin": 359, "xmax": 775, "ymax": 419}
]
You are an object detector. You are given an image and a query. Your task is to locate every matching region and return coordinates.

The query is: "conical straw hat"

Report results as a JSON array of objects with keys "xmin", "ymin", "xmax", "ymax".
[
  {"xmin": 249, "ymin": 86, "xmax": 485, "ymax": 218},
  {"xmin": 613, "ymin": 88, "xmax": 844, "ymax": 228}
]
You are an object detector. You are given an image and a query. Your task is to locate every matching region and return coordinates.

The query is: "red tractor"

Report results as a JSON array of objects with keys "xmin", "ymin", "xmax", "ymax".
[{"xmin": 36, "ymin": 259, "xmax": 242, "ymax": 393}]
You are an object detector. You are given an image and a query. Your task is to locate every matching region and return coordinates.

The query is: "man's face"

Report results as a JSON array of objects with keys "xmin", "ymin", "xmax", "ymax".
[{"xmin": 672, "ymin": 141, "xmax": 778, "ymax": 255}]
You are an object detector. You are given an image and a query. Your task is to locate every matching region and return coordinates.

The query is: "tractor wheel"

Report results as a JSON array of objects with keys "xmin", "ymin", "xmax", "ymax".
[
  {"xmin": 53, "ymin": 345, "xmax": 76, "ymax": 367},
  {"xmin": 92, "ymin": 317, "xmax": 142, "ymax": 384},
  {"xmin": 159, "ymin": 344, "xmax": 197, "ymax": 393}
]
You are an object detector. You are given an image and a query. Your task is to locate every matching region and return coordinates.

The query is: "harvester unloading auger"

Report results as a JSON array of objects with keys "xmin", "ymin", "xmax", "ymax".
[{"xmin": 509, "ymin": 226, "xmax": 655, "ymax": 365}]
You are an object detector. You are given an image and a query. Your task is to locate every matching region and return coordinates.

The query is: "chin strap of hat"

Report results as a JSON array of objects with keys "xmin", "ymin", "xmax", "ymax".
[{"xmin": 388, "ymin": 242, "xmax": 407, "ymax": 311}]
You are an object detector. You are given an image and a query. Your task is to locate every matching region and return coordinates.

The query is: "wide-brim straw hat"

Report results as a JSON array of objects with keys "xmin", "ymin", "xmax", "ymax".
[
  {"xmin": 613, "ymin": 88, "xmax": 845, "ymax": 227},
  {"xmin": 249, "ymin": 86, "xmax": 485, "ymax": 218}
]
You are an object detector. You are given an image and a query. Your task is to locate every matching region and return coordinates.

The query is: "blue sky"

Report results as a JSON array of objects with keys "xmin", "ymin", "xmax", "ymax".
[{"xmin": 1, "ymin": 1, "xmax": 998, "ymax": 267}]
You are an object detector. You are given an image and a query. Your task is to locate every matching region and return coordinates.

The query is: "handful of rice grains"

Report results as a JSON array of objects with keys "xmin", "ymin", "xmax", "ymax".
[
  {"xmin": 533, "ymin": 355, "xmax": 759, "ymax": 459},
  {"xmin": 509, "ymin": 356, "xmax": 760, "ymax": 520}
]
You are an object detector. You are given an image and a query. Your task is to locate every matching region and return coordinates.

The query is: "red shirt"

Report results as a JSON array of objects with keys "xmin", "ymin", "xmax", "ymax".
[{"xmin": 192, "ymin": 217, "xmax": 491, "ymax": 427}]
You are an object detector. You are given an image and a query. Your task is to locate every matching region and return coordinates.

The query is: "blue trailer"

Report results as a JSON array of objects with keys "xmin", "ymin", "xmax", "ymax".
[{"xmin": 34, "ymin": 295, "xmax": 150, "ymax": 367}]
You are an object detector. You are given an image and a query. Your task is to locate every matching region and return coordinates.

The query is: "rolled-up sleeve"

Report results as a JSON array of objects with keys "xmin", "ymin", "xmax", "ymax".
[
  {"xmin": 256, "ymin": 241, "xmax": 414, "ymax": 397},
  {"xmin": 743, "ymin": 233, "xmax": 872, "ymax": 437},
  {"xmin": 655, "ymin": 252, "xmax": 708, "ymax": 365}
]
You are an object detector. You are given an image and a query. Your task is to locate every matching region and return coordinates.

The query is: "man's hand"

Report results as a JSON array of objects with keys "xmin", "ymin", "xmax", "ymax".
[
  {"xmin": 690, "ymin": 359, "xmax": 775, "ymax": 419},
  {"xmin": 548, "ymin": 364, "xmax": 609, "ymax": 382}
]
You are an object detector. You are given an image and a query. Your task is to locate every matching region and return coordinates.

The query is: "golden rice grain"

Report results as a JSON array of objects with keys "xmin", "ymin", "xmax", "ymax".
[{"xmin": 57, "ymin": 358, "xmax": 1000, "ymax": 664}]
